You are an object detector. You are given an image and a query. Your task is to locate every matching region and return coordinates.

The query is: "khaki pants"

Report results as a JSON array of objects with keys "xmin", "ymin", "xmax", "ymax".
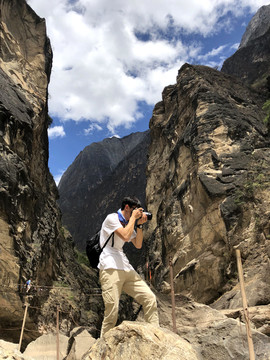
[{"xmin": 99, "ymin": 269, "xmax": 159, "ymax": 337}]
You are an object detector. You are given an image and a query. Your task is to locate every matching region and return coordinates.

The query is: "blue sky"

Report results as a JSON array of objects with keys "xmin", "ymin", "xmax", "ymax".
[{"xmin": 28, "ymin": 0, "xmax": 270, "ymax": 185}]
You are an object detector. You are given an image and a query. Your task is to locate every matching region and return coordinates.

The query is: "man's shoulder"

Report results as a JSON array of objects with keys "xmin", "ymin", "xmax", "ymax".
[
  {"xmin": 103, "ymin": 212, "xmax": 118, "ymax": 225},
  {"xmin": 102, "ymin": 212, "xmax": 121, "ymax": 232},
  {"xmin": 106, "ymin": 212, "xmax": 118, "ymax": 220}
]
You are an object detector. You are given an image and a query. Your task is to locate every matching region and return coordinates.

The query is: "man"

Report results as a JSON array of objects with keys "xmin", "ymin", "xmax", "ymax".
[
  {"xmin": 98, "ymin": 196, "xmax": 159, "ymax": 337},
  {"xmin": 25, "ymin": 279, "xmax": 31, "ymax": 293}
]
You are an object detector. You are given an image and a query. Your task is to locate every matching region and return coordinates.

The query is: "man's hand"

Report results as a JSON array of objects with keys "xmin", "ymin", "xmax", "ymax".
[
  {"xmin": 116, "ymin": 207, "xmax": 146, "ymax": 245},
  {"xmin": 132, "ymin": 208, "xmax": 147, "ymax": 225},
  {"xmin": 131, "ymin": 207, "xmax": 143, "ymax": 220}
]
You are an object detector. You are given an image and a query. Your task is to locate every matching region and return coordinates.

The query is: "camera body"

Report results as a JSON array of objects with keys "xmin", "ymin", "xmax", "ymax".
[
  {"xmin": 132, "ymin": 207, "xmax": 152, "ymax": 221},
  {"xmin": 144, "ymin": 211, "xmax": 152, "ymax": 221}
]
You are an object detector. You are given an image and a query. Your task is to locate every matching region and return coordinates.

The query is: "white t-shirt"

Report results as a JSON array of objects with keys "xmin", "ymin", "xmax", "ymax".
[{"xmin": 98, "ymin": 213, "xmax": 136, "ymax": 271}]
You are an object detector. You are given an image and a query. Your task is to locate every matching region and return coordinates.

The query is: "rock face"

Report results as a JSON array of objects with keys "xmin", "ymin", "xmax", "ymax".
[
  {"xmin": 0, "ymin": 0, "xmax": 55, "ymax": 341},
  {"xmin": 145, "ymin": 63, "xmax": 270, "ymax": 310},
  {"xmin": 239, "ymin": 5, "xmax": 270, "ymax": 49},
  {"xmin": 58, "ymin": 131, "xmax": 150, "ymax": 252},
  {"xmin": 221, "ymin": 4, "xmax": 270, "ymax": 94},
  {"xmin": 0, "ymin": 0, "xmax": 104, "ymax": 346}
]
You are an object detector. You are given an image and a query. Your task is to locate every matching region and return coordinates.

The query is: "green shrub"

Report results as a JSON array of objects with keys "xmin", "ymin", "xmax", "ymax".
[
  {"xmin": 75, "ymin": 248, "xmax": 89, "ymax": 267},
  {"xmin": 263, "ymin": 99, "xmax": 270, "ymax": 124}
]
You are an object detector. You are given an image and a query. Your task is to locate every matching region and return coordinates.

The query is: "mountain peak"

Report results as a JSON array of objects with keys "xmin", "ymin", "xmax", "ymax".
[{"xmin": 239, "ymin": 4, "xmax": 270, "ymax": 49}]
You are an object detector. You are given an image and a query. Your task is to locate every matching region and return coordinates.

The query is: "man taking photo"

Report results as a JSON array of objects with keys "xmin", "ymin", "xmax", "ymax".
[{"xmin": 98, "ymin": 196, "xmax": 159, "ymax": 337}]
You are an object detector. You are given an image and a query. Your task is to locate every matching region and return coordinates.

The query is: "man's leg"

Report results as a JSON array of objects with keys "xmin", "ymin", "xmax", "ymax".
[
  {"xmin": 99, "ymin": 269, "xmax": 123, "ymax": 337},
  {"xmin": 122, "ymin": 270, "xmax": 159, "ymax": 326}
]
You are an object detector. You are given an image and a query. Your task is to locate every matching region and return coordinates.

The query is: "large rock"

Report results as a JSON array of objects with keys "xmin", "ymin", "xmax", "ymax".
[
  {"xmin": 157, "ymin": 294, "xmax": 270, "ymax": 360},
  {"xmin": 65, "ymin": 327, "xmax": 96, "ymax": 360},
  {"xmin": 0, "ymin": 339, "xmax": 33, "ymax": 360},
  {"xmin": 23, "ymin": 333, "xmax": 68, "ymax": 360},
  {"xmin": 219, "ymin": 305, "xmax": 270, "ymax": 336},
  {"xmin": 83, "ymin": 321, "xmax": 200, "ymax": 360}
]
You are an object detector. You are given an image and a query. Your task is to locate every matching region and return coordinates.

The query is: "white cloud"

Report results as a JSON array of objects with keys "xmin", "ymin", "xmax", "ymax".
[
  {"xmin": 197, "ymin": 45, "xmax": 228, "ymax": 62},
  {"xmin": 29, "ymin": 0, "xmax": 270, "ymax": 133},
  {"xmin": 48, "ymin": 126, "xmax": 66, "ymax": 139},
  {"xmin": 231, "ymin": 42, "xmax": 240, "ymax": 50},
  {"xmin": 54, "ymin": 169, "xmax": 66, "ymax": 186},
  {"xmin": 84, "ymin": 123, "xmax": 103, "ymax": 135}
]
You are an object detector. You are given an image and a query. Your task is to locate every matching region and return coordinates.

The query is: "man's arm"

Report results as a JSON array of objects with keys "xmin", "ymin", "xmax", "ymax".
[{"xmin": 131, "ymin": 226, "xmax": 144, "ymax": 249}]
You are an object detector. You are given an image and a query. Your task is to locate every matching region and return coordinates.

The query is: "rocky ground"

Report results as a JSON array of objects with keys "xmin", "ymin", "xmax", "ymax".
[{"xmin": 1, "ymin": 293, "xmax": 270, "ymax": 359}]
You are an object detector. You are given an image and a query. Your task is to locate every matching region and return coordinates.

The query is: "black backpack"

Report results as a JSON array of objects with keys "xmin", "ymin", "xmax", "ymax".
[{"xmin": 86, "ymin": 230, "xmax": 114, "ymax": 268}]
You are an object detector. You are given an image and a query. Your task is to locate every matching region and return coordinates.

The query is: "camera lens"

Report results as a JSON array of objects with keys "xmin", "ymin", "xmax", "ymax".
[{"xmin": 144, "ymin": 212, "xmax": 152, "ymax": 220}]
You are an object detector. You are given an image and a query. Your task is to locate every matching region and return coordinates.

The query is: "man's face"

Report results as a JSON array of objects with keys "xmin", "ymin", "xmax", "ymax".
[{"xmin": 126, "ymin": 205, "xmax": 137, "ymax": 220}]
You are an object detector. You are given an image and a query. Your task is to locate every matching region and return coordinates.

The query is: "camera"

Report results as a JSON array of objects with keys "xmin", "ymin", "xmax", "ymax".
[{"xmin": 144, "ymin": 211, "xmax": 152, "ymax": 221}]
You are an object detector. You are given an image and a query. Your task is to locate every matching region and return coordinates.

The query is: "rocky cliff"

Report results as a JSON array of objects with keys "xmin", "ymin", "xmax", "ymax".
[
  {"xmin": 146, "ymin": 62, "xmax": 270, "ymax": 310},
  {"xmin": 0, "ymin": 0, "xmax": 54, "ymax": 339},
  {"xmin": 221, "ymin": 4, "xmax": 270, "ymax": 95},
  {"xmin": 0, "ymin": 0, "xmax": 104, "ymax": 346},
  {"xmin": 58, "ymin": 131, "xmax": 150, "ymax": 256}
]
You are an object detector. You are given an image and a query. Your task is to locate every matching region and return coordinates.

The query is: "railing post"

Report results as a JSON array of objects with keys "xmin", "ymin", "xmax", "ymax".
[
  {"xmin": 235, "ymin": 249, "xmax": 255, "ymax": 360},
  {"xmin": 18, "ymin": 302, "xmax": 29, "ymax": 352},
  {"xmin": 56, "ymin": 305, "xmax": 60, "ymax": 360},
  {"xmin": 169, "ymin": 257, "xmax": 177, "ymax": 333}
]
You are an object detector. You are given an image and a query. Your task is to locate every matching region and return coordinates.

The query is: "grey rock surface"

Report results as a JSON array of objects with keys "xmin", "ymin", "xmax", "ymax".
[{"xmin": 239, "ymin": 5, "xmax": 270, "ymax": 49}]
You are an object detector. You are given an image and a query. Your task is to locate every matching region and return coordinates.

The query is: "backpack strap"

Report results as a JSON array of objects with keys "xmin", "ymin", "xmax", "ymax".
[
  {"xmin": 101, "ymin": 211, "xmax": 124, "ymax": 250},
  {"xmin": 101, "ymin": 232, "xmax": 114, "ymax": 251}
]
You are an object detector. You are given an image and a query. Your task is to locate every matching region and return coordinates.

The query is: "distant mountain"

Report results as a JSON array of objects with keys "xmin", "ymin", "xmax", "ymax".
[
  {"xmin": 239, "ymin": 5, "xmax": 270, "ymax": 49},
  {"xmin": 58, "ymin": 131, "xmax": 150, "ymax": 252},
  {"xmin": 221, "ymin": 4, "xmax": 270, "ymax": 95}
]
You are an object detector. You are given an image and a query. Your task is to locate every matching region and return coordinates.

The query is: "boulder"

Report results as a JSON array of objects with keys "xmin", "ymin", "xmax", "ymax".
[
  {"xmin": 220, "ymin": 305, "xmax": 270, "ymax": 336},
  {"xmin": 83, "ymin": 321, "xmax": 199, "ymax": 360},
  {"xmin": 23, "ymin": 334, "xmax": 69, "ymax": 360},
  {"xmin": 157, "ymin": 294, "xmax": 270, "ymax": 360},
  {"xmin": 65, "ymin": 327, "xmax": 96, "ymax": 360},
  {"xmin": 0, "ymin": 339, "xmax": 33, "ymax": 360}
]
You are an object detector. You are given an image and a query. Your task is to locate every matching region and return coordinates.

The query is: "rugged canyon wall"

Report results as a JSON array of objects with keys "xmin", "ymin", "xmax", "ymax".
[
  {"xmin": 0, "ymin": 0, "xmax": 55, "ymax": 339},
  {"xmin": 146, "ymin": 63, "xmax": 270, "ymax": 309},
  {"xmin": 0, "ymin": 0, "xmax": 103, "ymax": 345}
]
